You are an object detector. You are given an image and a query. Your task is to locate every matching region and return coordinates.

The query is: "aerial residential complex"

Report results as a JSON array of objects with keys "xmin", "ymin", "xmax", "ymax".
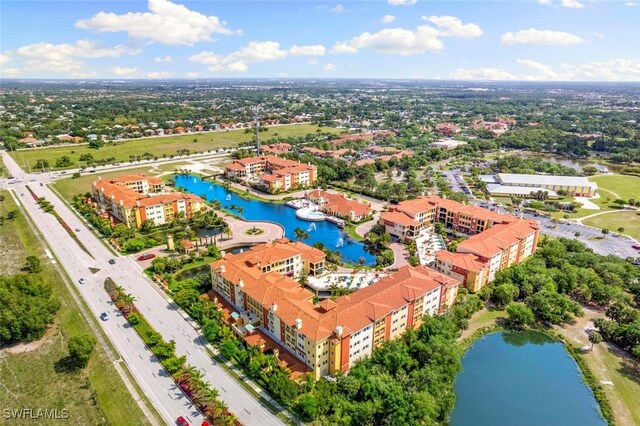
[
  {"xmin": 91, "ymin": 174, "xmax": 206, "ymax": 228},
  {"xmin": 482, "ymin": 173, "xmax": 598, "ymax": 198},
  {"xmin": 224, "ymin": 155, "xmax": 318, "ymax": 193},
  {"xmin": 210, "ymin": 238, "xmax": 460, "ymax": 379},
  {"xmin": 380, "ymin": 195, "xmax": 540, "ymax": 292},
  {"xmin": 305, "ymin": 189, "xmax": 372, "ymax": 222}
]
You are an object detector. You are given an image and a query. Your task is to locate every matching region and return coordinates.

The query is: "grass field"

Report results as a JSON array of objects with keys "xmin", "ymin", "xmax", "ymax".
[
  {"xmin": 590, "ymin": 174, "xmax": 640, "ymax": 202},
  {"xmin": 10, "ymin": 124, "xmax": 337, "ymax": 171},
  {"xmin": 583, "ymin": 210, "xmax": 640, "ymax": 238},
  {"xmin": 0, "ymin": 190, "xmax": 152, "ymax": 426}
]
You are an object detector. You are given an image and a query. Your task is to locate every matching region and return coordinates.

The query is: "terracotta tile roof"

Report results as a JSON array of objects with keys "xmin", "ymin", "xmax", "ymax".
[
  {"xmin": 435, "ymin": 250, "xmax": 487, "ymax": 273},
  {"xmin": 380, "ymin": 211, "xmax": 420, "ymax": 227},
  {"xmin": 93, "ymin": 177, "xmax": 202, "ymax": 209},
  {"xmin": 225, "ymin": 162, "xmax": 245, "ymax": 171},
  {"xmin": 112, "ymin": 174, "xmax": 164, "ymax": 186},
  {"xmin": 457, "ymin": 219, "xmax": 539, "ymax": 258}
]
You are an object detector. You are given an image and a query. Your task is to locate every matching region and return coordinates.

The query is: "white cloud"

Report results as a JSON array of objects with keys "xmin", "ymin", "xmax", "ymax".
[
  {"xmin": 307, "ymin": 58, "xmax": 319, "ymax": 65},
  {"xmin": 501, "ymin": 28, "xmax": 583, "ymax": 45},
  {"xmin": 154, "ymin": 55, "xmax": 173, "ymax": 63},
  {"xmin": 71, "ymin": 71, "xmax": 98, "ymax": 78},
  {"xmin": 331, "ymin": 4, "xmax": 346, "ymax": 13},
  {"xmin": 516, "ymin": 58, "xmax": 559, "ymax": 80},
  {"xmin": 382, "ymin": 15, "xmax": 396, "ymax": 24},
  {"xmin": 422, "ymin": 15, "xmax": 483, "ymax": 38},
  {"xmin": 186, "ymin": 72, "xmax": 200, "ymax": 78},
  {"xmin": 110, "ymin": 67, "xmax": 173, "ymax": 78},
  {"xmin": 76, "ymin": 0, "xmax": 240, "ymax": 46},
  {"xmin": 0, "ymin": 54, "xmax": 10, "ymax": 65},
  {"xmin": 332, "ymin": 17, "xmax": 481, "ymax": 56},
  {"xmin": 9, "ymin": 40, "xmax": 139, "ymax": 74},
  {"xmin": 538, "ymin": 0, "xmax": 553, "ymax": 4},
  {"xmin": 449, "ymin": 67, "xmax": 518, "ymax": 80},
  {"xmin": 190, "ymin": 41, "xmax": 325, "ymax": 72},
  {"xmin": 0, "ymin": 68, "xmax": 21, "ymax": 77},
  {"xmin": 450, "ymin": 59, "xmax": 640, "ymax": 82},
  {"xmin": 561, "ymin": 0, "xmax": 584, "ymax": 8},
  {"xmin": 322, "ymin": 63, "xmax": 337, "ymax": 71},
  {"xmin": 288, "ymin": 45, "xmax": 326, "ymax": 56},
  {"xmin": 626, "ymin": 1, "xmax": 637, "ymax": 5},
  {"xmin": 388, "ymin": 0, "xmax": 417, "ymax": 5}
]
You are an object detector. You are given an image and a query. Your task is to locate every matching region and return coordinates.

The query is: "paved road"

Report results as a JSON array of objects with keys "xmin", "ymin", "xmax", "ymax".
[{"xmin": 2, "ymin": 151, "xmax": 285, "ymax": 426}]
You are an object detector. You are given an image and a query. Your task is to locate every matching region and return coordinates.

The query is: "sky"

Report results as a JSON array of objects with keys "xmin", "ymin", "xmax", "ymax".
[{"xmin": 1, "ymin": 0, "xmax": 639, "ymax": 81}]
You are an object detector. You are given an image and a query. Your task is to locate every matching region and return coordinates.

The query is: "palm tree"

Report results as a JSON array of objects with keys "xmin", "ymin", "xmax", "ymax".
[
  {"xmin": 121, "ymin": 294, "xmax": 137, "ymax": 313},
  {"xmin": 222, "ymin": 226, "xmax": 233, "ymax": 240},
  {"xmin": 294, "ymin": 227, "xmax": 310, "ymax": 241}
]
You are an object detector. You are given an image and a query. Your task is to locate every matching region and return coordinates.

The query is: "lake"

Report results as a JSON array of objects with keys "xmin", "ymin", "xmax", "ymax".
[
  {"xmin": 451, "ymin": 331, "xmax": 605, "ymax": 426},
  {"xmin": 174, "ymin": 175, "xmax": 376, "ymax": 265}
]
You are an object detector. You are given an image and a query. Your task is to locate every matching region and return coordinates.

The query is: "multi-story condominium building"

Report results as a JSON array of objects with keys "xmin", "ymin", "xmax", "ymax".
[
  {"xmin": 379, "ymin": 195, "xmax": 540, "ymax": 292},
  {"xmin": 305, "ymin": 189, "xmax": 372, "ymax": 222},
  {"xmin": 92, "ymin": 175, "xmax": 206, "ymax": 228},
  {"xmin": 210, "ymin": 241, "xmax": 459, "ymax": 379},
  {"xmin": 224, "ymin": 155, "xmax": 318, "ymax": 193}
]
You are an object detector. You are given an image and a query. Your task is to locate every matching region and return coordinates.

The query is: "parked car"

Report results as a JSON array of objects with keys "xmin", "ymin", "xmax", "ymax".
[
  {"xmin": 632, "ymin": 245, "xmax": 640, "ymax": 250},
  {"xmin": 108, "ymin": 259, "xmax": 116, "ymax": 265},
  {"xmin": 176, "ymin": 416, "xmax": 189, "ymax": 426},
  {"xmin": 75, "ymin": 228, "xmax": 81, "ymax": 232},
  {"xmin": 79, "ymin": 278, "xmax": 86, "ymax": 285},
  {"xmin": 137, "ymin": 253, "xmax": 156, "ymax": 261},
  {"xmin": 100, "ymin": 312, "xmax": 109, "ymax": 321}
]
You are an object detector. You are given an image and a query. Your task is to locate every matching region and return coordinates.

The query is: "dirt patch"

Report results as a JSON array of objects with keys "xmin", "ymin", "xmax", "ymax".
[{"xmin": 1, "ymin": 323, "xmax": 58, "ymax": 355}]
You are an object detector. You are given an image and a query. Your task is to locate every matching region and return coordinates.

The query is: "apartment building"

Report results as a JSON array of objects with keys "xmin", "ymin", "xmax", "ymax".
[
  {"xmin": 210, "ymin": 243, "xmax": 459, "ymax": 379},
  {"xmin": 92, "ymin": 175, "xmax": 206, "ymax": 228},
  {"xmin": 305, "ymin": 189, "xmax": 372, "ymax": 222},
  {"xmin": 379, "ymin": 195, "xmax": 540, "ymax": 292},
  {"xmin": 224, "ymin": 155, "xmax": 318, "ymax": 193}
]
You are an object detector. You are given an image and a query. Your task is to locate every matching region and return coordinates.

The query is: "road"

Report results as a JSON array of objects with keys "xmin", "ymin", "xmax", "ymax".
[{"xmin": 2, "ymin": 151, "xmax": 285, "ymax": 426}]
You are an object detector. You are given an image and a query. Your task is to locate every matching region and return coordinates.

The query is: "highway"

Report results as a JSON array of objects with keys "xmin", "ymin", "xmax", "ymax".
[{"xmin": 2, "ymin": 151, "xmax": 285, "ymax": 426}]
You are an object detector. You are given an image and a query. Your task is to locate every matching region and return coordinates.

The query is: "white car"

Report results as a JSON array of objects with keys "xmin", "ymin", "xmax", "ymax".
[{"xmin": 79, "ymin": 277, "xmax": 87, "ymax": 285}]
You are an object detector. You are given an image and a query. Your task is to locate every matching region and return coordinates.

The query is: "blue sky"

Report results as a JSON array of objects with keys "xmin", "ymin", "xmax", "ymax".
[{"xmin": 1, "ymin": 0, "xmax": 639, "ymax": 80}]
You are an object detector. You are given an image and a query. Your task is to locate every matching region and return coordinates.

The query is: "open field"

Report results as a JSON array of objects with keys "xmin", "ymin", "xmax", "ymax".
[
  {"xmin": 583, "ymin": 210, "xmax": 640, "ymax": 238},
  {"xmin": 590, "ymin": 174, "xmax": 640, "ymax": 202},
  {"xmin": 0, "ymin": 190, "xmax": 152, "ymax": 426},
  {"xmin": 11, "ymin": 124, "xmax": 337, "ymax": 171},
  {"xmin": 459, "ymin": 307, "xmax": 507, "ymax": 340}
]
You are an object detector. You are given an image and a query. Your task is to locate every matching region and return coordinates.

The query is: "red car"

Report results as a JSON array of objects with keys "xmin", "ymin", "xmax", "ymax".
[
  {"xmin": 137, "ymin": 253, "xmax": 156, "ymax": 261},
  {"xmin": 176, "ymin": 416, "xmax": 189, "ymax": 426},
  {"xmin": 201, "ymin": 422, "xmax": 211, "ymax": 426}
]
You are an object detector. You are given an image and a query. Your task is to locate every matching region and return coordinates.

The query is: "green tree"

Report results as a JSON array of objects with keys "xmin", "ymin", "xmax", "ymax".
[
  {"xmin": 492, "ymin": 283, "xmax": 519, "ymax": 307},
  {"xmin": 294, "ymin": 227, "xmax": 310, "ymax": 241},
  {"xmin": 506, "ymin": 303, "xmax": 535, "ymax": 329},
  {"xmin": 24, "ymin": 255, "xmax": 42, "ymax": 273},
  {"xmin": 68, "ymin": 333, "xmax": 97, "ymax": 368},
  {"xmin": 589, "ymin": 331, "xmax": 603, "ymax": 351},
  {"xmin": 601, "ymin": 228, "xmax": 609, "ymax": 238},
  {"xmin": 526, "ymin": 291, "xmax": 583, "ymax": 324},
  {"xmin": 35, "ymin": 159, "xmax": 50, "ymax": 169}
]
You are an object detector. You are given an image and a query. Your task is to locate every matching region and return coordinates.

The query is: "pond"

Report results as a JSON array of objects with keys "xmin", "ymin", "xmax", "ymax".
[
  {"xmin": 174, "ymin": 175, "xmax": 376, "ymax": 265},
  {"xmin": 451, "ymin": 331, "xmax": 605, "ymax": 426}
]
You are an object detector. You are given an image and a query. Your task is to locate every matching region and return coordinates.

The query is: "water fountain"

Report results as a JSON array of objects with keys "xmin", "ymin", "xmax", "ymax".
[
  {"xmin": 208, "ymin": 185, "xmax": 213, "ymax": 191},
  {"xmin": 307, "ymin": 223, "xmax": 317, "ymax": 232},
  {"xmin": 225, "ymin": 194, "xmax": 232, "ymax": 201},
  {"xmin": 336, "ymin": 237, "xmax": 344, "ymax": 248},
  {"xmin": 193, "ymin": 178, "xmax": 197, "ymax": 184}
]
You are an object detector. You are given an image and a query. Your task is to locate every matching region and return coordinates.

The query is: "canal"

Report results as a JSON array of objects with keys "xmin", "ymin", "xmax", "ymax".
[
  {"xmin": 451, "ymin": 331, "xmax": 605, "ymax": 426},
  {"xmin": 174, "ymin": 175, "xmax": 376, "ymax": 265}
]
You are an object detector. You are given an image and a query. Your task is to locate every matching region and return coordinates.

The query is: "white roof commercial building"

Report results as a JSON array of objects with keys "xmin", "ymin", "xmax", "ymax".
[{"xmin": 481, "ymin": 173, "xmax": 597, "ymax": 198}]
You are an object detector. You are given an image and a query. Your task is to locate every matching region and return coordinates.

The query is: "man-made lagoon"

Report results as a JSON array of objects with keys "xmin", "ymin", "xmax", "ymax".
[
  {"xmin": 451, "ymin": 331, "xmax": 605, "ymax": 426},
  {"xmin": 175, "ymin": 175, "xmax": 376, "ymax": 265}
]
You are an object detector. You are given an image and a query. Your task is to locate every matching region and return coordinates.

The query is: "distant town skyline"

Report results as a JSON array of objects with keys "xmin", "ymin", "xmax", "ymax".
[{"xmin": 1, "ymin": 0, "xmax": 639, "ymax": 81}]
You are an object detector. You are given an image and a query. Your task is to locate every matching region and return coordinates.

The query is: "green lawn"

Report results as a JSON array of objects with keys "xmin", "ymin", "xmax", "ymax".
[
  {"xmin": 583, "ymin": 210, "xmax": 640, "ymax": 238},
  {"xmin": 0, "ymin": 190, "xmax": 154, "ymax": 426},
  {"xmin": 11, "ymin": 124, "xmax": 337, "ymax": 171},
  {"xmin": 459, "ymin": 307, "xmax": 507, "ymax": 340},
  {"xmin": 590, "ymin": 174, "xmax": 640, "ymax": 202}
]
